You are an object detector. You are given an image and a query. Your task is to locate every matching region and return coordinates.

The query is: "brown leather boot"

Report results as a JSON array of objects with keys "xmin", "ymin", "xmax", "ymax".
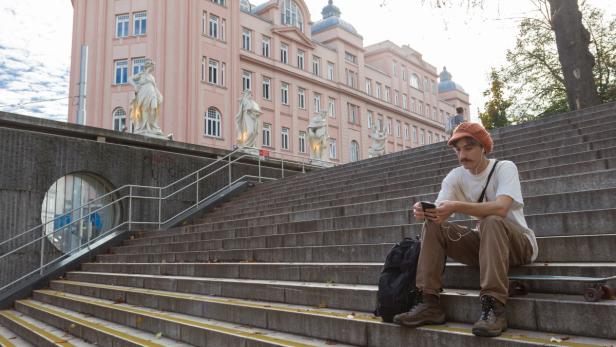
[
  {"xmin": 393, "ymin": 294, "xmax": 446, "ymax": 327},
  {"xmin": 472, "ymin": 295, "xmax": 507, "ymax": 337}
]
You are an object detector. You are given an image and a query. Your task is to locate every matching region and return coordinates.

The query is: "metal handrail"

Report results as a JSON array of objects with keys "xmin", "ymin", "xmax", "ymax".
[{"xmin": 1, "ymin": 146, "xmax": 335, "ymax": 295}]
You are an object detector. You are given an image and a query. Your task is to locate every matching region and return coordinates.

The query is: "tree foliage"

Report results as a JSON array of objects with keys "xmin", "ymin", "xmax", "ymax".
[
  {"xmin": 496, "ymin": 2, "xmax": 616, "ymax": 123},
  {"xmin": 479, "ymin": 69, "xmax": 511, "ymax": 130}
]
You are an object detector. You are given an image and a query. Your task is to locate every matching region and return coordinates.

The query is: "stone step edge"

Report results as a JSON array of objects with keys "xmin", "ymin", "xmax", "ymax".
[
  {"xmin": 0, "ymin": 309, "xmax": 85, "ymax": 347},
  {"xmin": 47, "ymin": 281, "xmax": 616, "ymax": 347},
  {"xmin": 27, "ymin": 291, "xmax": 354, "ymax": 347}
]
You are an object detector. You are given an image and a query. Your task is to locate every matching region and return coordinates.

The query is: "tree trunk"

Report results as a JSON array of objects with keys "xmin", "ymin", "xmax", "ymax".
[{"xmin": 548, "ymin": 0, "xmax": 601, "ymax": 110}]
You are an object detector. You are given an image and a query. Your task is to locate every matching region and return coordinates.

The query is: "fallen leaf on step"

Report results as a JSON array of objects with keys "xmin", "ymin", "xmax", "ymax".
[
  {"xmin": 155, "ymin": 332, "xmax": 163, "ymax": 339},
  {"xmin": 346, "ymin": 313, "xmax": 356, "ymax": 319},
  {"xmin": 69, "ymin": 323, "xmax": 76, "ymax": 329},
  {"xmin": 550, "ymin": 337, "xmax": 562, "ymax": 343},
  {"xmin": 113, "ymin": 297, "xmax": 125, "ymax": 304},
  {"xmin": 317, "ymin": 302, "xmax": 328, "ymax": 308}
]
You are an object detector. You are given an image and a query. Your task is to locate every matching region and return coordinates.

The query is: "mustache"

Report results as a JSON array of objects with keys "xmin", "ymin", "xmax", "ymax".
[{"xmin": 460, "ymin": 159, "xmax": 472, "ymax": 163}]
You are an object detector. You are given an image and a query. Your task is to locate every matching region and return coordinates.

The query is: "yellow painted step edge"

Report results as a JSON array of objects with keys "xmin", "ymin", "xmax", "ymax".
[
  {"xmin": 51, "ymin": 281, "xmax": 611, "ymax": 347},
  {"xmin": 0, "ymin": 310, "xmax": 74, "ymax": 347},
  {"xmin": 0, "ymin": 333, "xmax": 16, "ymax": 347},
  {"xmin": 30, "ymin": 293, "xmax": 317, "ymax": 347},
  {"xmin": 14, "ymin": 302, "xmax": 164, "ymax": 347}
]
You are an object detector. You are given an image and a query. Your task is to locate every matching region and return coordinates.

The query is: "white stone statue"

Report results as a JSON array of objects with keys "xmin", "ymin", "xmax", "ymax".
[
  {"xmin": 129, "ymin": 59, "xmax": 165, "ymax": 138},
  {"xmin": 368, "ymin": 126, "xmax": 387, "ymax": 158},
  {"xmin": 235, "ymin": 91, "xmax": 262, "ymax": 148},
  {"xmin": 307, "ymin": 111, "xmax": 329, "ymax": 162}
]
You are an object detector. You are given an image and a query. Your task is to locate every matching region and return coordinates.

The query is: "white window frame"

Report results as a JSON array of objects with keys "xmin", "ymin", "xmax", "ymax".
[
  {"xmin": 365, "ymin": 79, "xmax": 372, "ymax": 95},
  {"xmin": 297, "ymin": 87, "xmax": 305, "ymax": 109},
  {"xmin": 350, "ymin": 140, "xmax": 359, "ymax": 162},
  {"xmin": 208, "ymin": 59, "xmax": 219, "ymax": 84},
  {"xmin": 410, "ymin": 74, "xmax": 420, "ymax": 89},
  {"xmin": 201, "ymin": 56, "xmax": 207, "ymax": 81},
  {"xmin": 312, "ymin": 56, "xmax": 320, "ymax": 76},
  {"xmin": 242, "ymin": 28, "xmax": 251, "ymax": 51},
  {"xmin": 313, "ymin": 93, "xmax": 321, "ymax": 112},
  {"xmin": 280, "ymin": 43, "xmax": 288, "ymax": 64},
  {"xmin": 112, "ymin": 107, "xmax": 127, "ymax": 131},
  {"xmin": 376, "ymin": 83, "xmax": 382, "ymax": 99},
  {"xmin": 262, "ymin": 77, "xmax": 271, "ymax": 100},
  {"xmin": 404, "ymin": 125, "xmax": 409, "ymax": 139},
  {"xmin": 132, "ymin": 57, "xmax": 145, "ymax": 75},
  {"xmin": 281, "ymin": 127, "xmax": 289, "ymax": 150},
  {"xmin": 298, "ymin": 131, "xmax": 306, "ymax": 153},
  {"xmin": 297, "ymin": 50, "xmax": 304, "ymax": 70},
  {"xmin": 329, "ymin": 139, "xmax": 337, "ymax": 159},
  {"xmin": 402, "ymin": 94, "xmax": 408, "ymax": 110},
  {"xmin": 209, "ymin": 14, "xmax": 219, "ymax": 39},
  {"xmin": 263, "ymin": 123, "xmax": 272, "ymax": 147},
  {"xmin": 205, "ymin": 107, "xmax": 222, "ymax": 138},
  {"xmin": 328, "ymin": 97, "xmax": 336, "ymax": 118},
  {"xmin": 412, "ymin": 126, "xmax": 418, "ymax": 144},
  {"xmin": 396, "ymin": 121, "xmax": 401, "ymax": 137},
  {"xmin": 242, "ymin": 70, "xmax": 252, "ymax": 91},
  {"xmin": 114, "ymin": 59, "xmax": 128, "ymax": 84},
  {"xmin": 116, "ymin": 14, "xmax": 129, "ymax": 38},
  {"xmin": 262, "ymin": 36, "xmax": 270, "ymax": 58},
  {"xmin": 133, "ymin": 11, "xmax": 147, "ymax": 36},
  {"xmin": 327, "ymin": 62, "xmax": 334, "ymax": 80},
  {"xmin": 385, "ymin": 87, "xmax": 391, "ymax": 102},
  {"xmin": 367, "ymin": 111, "xmax": 373, "ymax": 129},
  {"xmin": 281, "ymin": 0, "xmax": 304, "ymax": 32},
  {"xmin": 281, "ymin": 82, "xmax": 289, "ymax": 105}
]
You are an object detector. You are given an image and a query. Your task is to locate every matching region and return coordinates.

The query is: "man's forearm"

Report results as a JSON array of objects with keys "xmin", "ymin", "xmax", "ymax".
[{"xmin": 452, "ymin": 201, "xmax": 508, "ymax": 219}]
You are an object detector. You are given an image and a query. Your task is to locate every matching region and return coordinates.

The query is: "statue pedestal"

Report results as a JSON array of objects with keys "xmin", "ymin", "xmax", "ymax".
[
  {"xmin": 238, "ymin": 146, "xmax": 259, "ymax": 156},
  {"xmin": 135, "ymin": 130, "xmax": 171, "ymax": 140},
  {"xmin": 309, "ymin": 159, "xmax": 334, "ymax": 168}
]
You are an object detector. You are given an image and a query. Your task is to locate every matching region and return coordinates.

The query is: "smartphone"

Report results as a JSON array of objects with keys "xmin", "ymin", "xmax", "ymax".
[{"xmin": 420, "ymin": 201, "xmax": 436, "ymax": 211}]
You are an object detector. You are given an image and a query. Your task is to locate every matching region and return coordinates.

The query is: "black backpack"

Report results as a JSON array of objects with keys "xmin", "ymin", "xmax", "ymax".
[{"xmin": 375, "ymin": 237, "xmax": 421, "ymax": 322}]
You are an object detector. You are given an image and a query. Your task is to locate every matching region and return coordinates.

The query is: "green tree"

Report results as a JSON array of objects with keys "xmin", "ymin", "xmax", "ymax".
[
  {"xmin": 500, "ymin": 3, "xmax": 616, "ymax": 122},
  {"xmin": 479, "ymin": 69, "xmax": 511, "ymax": 130}
]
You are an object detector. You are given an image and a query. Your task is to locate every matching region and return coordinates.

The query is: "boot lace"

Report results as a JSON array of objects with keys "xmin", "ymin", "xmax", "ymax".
[{"xmin": 479, "ymin": 295, "xmax": 496, "ymax": 321}]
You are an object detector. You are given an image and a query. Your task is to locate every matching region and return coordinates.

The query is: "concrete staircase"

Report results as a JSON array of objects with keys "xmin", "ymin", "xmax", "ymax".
[{"xmin": 1, "ymin": 103, "xmax": 616, "ymax": 346}]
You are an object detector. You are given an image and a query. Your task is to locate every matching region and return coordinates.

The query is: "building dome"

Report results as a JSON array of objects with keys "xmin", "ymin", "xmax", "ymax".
[
  {"xmin": 438, "ymin": 67, "xmax": 466, "ymax": 93},
  {"xmin": 311, "ymin": 0, "xmax": 361, "ymax": 38}
]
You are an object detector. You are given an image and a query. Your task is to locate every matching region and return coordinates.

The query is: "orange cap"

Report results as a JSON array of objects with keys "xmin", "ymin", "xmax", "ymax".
[{"xmin": 447, "ymin": 122, "xmax": 493, "ymax": 154}]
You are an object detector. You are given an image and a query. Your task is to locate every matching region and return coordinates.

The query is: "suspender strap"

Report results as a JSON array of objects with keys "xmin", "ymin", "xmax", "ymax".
[{"xmin": 478, "ymin": 160, "xmax": 499, "ymax": 203}]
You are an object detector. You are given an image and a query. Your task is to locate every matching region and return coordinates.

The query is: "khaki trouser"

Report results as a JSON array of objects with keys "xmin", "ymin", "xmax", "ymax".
[{"xmin": 416, "ymin": 215, "xmax": 533, "ymax": 304}]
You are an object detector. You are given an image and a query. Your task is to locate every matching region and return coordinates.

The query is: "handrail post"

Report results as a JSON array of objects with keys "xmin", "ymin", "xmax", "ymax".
[
  {"xmin": 228, "ymin": 153, "xmax": 232, "ymax": 188},
  {"xmin": 281, "ymin": 158, "xmax": 285, "ymax": 179},
  {"xmin": 87, "ymin": 205, "xmax": 92, "ymax": 249},
  {"xmin": 158, "ymin": 187, "xmax": 162, "ymax": 230},
  {"xmin": 39, "ymin": 225, "xmax": 45, "ymax": 275},
  {"xmin": 195, "ymin": 171, "xmax": 199, "ymax": 207},
  {"xmin": 128, "ymin": 186, "xmax": 133, "ymax": 231},
  {"xmin": 258, "ymin": 155, "xmax": 262, "ymax": 183}
]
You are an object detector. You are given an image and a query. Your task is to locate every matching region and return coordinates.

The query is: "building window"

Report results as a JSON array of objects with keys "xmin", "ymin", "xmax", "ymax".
[
  {"xmin": 392, "ymin": 62, "xmax": 397, "ymax": 76},
  {"xmin": 207, "ymin": 59, "xmax": 219, "ymax": 84},
  {"xmin": 297, "ymin": 87, "xmax": 305, "ymax": 109},
  {"xmin": 428, "ymin": 132, "xmax": 433, "ymax": 144},
  {"xmin": 205, "ymin": 107, "xmax": 222, "ymax": 137},
  {"xmin": 221, "ymin": 19, "xmax": 226, "ymax": 40},
  {"xmin": 281, "ymin": 127, "xmax": 289, "ymax": 150},
  {"xmin": 402, "ymin": 67, "xmax": 407, "ymax": 81},
  {"xmin": 424, "ymin": 77, "xmax": 429, "ymax": 93},
  {"xmin": 298, "ymin": 131, "xmax": 306, "ymax": 153},
  {"xmin": 312, "ymin": 56, "xmax": 321, "ymax": 76},
  {"xmin": 242, "ymin": 70, "xmax": 251, "ymax": 91},
  {"xmin": 327, "ymin": 62, "xmax": 334, "ymax": 80},
  {"xmin": 420, "ymin": 129, "xmax": 426, "ymax": 145},
  {"xmin": 116, "ymin": 14, "xmax": 129, "ymax": 38},
  {"xmin": 433, "ymin": 107, "xmax": 438, "ymax": 120},
  {"xmin": 402, "ymin": 94, "xmax": 408, "ymax": 110},
  {"xmin": 404, "ymin": 124, "xmax": 409, "ymax": 139},
  {"xmin": 211, "ymin": 0, "xmax": 226, "ymax": 5},
  {"xmin": 114, "ymin": 59, "xmax": 128, "ymax": 84},
  {"xmin": 350, "ymin": 140, "xmax": 359, "ymax": 162},
  {"xmin": 263, "ymin": 123, "xmax": 271, "ymax": 147},
  {"xmin": 242, "ymin": 28, "xmax": 251, "ymax": 51},
  {"xmin": 209, "ymin": 14, "xmax": 219, "ymax": 38},
  {"xmin": 262, "ymin": 36, "xmax": 270, "ymax": 58},
  {"xmin": 133, "ymin": 11, "xmax": 147, "ymax": 36},
  {"xmin": 377, "ymin": 117, "xmax": 383, "ymax": 131},
  {"xmin": 347, "ymin": 103, "xmax": 359, "ymax": 124},
  {"xmin": 385, "ymin": 87, "xmax": 391, "ymax": 102},
  {"xmin": 396, "ymin": 121, "xmax": 401, "ymax": 137},
  {"xmin": 329, "ymin": 139, "xmax": 337, "ymax": 159},
  {"xmin": 132, "ymin": 57, "xmax": 145, "ymax": 75},
  {"xmin": 394, "ymin": 90, "xmax": 399, "ymax": 106},
  {"xmin": 412, "ymin": 126, "xmax": 418, "ymax": 143},
  {"xmin": 281, "ymin": 0, "xmax": 304, "ymax": 32},
  {"xmin": 367, "ymin": 111, "xmax": 373, "ymax": 129},
  {"xmin": 387, "ymin": 118, "xmax": 392, "ymax": 134},
  {"xmin": 345, "ymin": 51, "xmax": 357, "ymax": 64},
  {"xmin": 280, "ymin": 43, "xmax": 288, "ymax": 64},
  {"xmin": 410, "ymin": 74, "xmax": 420, "ymax": 89},
  {"xmin": 297, "ymin": 50, "xmax": 304, "ymax": 70},
  {"xmin": 345, "ymin": 69, "xmax": 356, "ymax": 88},
  {"xmin": 328, "ymin": 97, "xmax": 336, "ymax": 118},
  {"xmin": 376, "ymin": 83, "xmax": 382, "ymax": 99},
  {"xmin": 419, "ymin": 101, "xmax": 424, "ymax": 115},
  {"xmin": 313, "ymin": 93, "xmax": 321, "ymax": 112},
  {"xmin": 201, "ymin": 57, "xmax": 206, "ymax": 81},
  {"xmin": 221, "ymin": 62, "xmax": 226, "ymax": 86},
  {"xmin": 411, "ymin": 98, "xmax": 417, "ymax": 113},
  {"xmin": 112, "ymin": 107, "xmax": 126, "ymax": 131},
  {"xmin": 365, "ymin": 79, "xmax": 372, "ymax": 95},
  {"xmin": 262, "ymin": 77, "xmax": 271, "ymax": 100},
  {"xmin": 281, "ymin": 82, "xmax": 289, "ymax": 105}
]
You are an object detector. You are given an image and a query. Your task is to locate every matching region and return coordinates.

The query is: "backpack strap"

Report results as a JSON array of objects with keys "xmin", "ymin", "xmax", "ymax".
[{"xmin": 478, "ymin": 160, "xmax": 499, "ymax": 203}]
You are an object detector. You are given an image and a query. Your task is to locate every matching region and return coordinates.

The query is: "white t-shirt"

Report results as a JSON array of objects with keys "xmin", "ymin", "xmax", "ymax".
[{"xmin": 435, "ymin": 159, "xmax": 538, "ymax": 262}]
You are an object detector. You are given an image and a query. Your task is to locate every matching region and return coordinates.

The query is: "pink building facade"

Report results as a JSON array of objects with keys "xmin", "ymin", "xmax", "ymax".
[{"xmin": 68, "ymin": 0, "xmax": 470, "ymax": 164}]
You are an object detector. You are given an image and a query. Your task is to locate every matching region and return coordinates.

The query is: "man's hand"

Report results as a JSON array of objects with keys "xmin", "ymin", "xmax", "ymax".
[
  {"xmin": 425, "ymin": 200, "xmax": 457, "ymax": 225},
  {"xmin": 412, "ymin": 201, "xmax": 426, "ymax": 221}
]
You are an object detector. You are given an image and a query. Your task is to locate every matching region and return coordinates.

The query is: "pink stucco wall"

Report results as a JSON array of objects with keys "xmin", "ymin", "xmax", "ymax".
[{"xmin": 68, "ymin": 0, "xmax": 470, "ymax": 164}]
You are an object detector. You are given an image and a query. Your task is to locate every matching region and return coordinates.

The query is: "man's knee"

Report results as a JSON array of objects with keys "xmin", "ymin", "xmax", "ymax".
[{"xmin": 479, "ymin": 215, "xmax": 506, "ymax": 236}]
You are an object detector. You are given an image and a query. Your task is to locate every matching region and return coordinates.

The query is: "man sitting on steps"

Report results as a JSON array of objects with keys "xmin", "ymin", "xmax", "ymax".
[{"xmin": 393, "ymin": 122, "xmax": 539, "ymax": 337}]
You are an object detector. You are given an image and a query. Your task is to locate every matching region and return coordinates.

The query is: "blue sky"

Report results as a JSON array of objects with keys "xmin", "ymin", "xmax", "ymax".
[{"xmin": 0, "ymin": 1, "xmax": 614, "ymax": 123}]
